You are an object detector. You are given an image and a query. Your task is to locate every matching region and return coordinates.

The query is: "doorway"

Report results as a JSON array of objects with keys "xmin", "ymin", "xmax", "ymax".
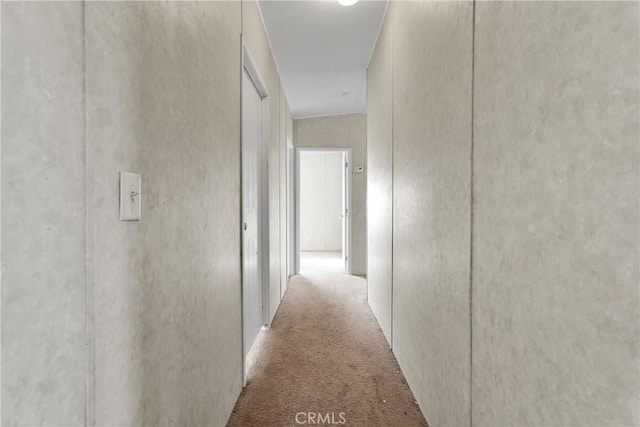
[
  {"xmin": 295, "ymin": 148, "xmax": 352, "ymax": 274},
  {"xmin": 286, "ymin": 147, "xmax": 295, "ymax": 278},
  {"xmin": 241, "ymin": 44, "xmax": 269, "ymax": 385}
]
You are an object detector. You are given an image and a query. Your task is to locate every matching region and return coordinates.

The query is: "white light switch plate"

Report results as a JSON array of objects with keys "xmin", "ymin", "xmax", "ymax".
[{"xmin": 120, "ymin": 171, "xmax": 141, "ymax": 221}]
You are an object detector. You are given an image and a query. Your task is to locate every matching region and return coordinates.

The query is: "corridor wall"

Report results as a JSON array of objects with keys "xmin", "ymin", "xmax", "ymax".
[
  {"xmin": 385, "ymin": 2, "xmax": 473, "ymax": 425},
  {"xmin": 367, "ymin": 1, "xmax": 639, "ymax": 426},
  {"xmin": 86, "ymin": 3, "xmax": 244, "ymax": 425},
  {"xmin": 472, "ymin": 2, "xmax": 639, "ymax": 424},
  {"xmin": 280, "ymin": 85, "xmax": 293, "ymax": 297},
  {"xmin": 294, "ymin": 114, "xmax": 367, "ymax": 275},
  {"xmin": 366, "ymin": 3, "xmax": 393, "ymax": 345},
  {"xmin": 3, "ymin": 3, "xmax": 87, "ymax": 424},
  {"xmin": 2, "ymin": 1, "xmax": 291, "ymax": 425},
  {"xmin": 243, "ymin": 0, "xmax": 289, "ymax": 321}
]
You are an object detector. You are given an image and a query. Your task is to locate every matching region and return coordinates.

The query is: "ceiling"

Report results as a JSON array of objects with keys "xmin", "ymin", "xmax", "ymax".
[{"xmin": 258, "ymin": 0, "xmax": 388, "ymax": 119}]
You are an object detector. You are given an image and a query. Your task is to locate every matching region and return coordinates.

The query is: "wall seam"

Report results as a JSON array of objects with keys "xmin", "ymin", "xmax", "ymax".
[
  {"xmin": 0, "ymin": 2, "xmax": 3, "ymax": 422},
  {"xmin": 278, "ymin": 87, "xmax": 282, "ymax": 301},
  {"xmin": 469, "ymin": 0, "xmax": 476, "ymax": 426},
  {"xmin": 239, "ymin": 0, "xmax": 246, "ymax": 387},
  {"xmin": 389, "ymin": 2, "xmax": 394, "ymax": 352},
  {"xmin": 82, "ymin": 0, "xmax": 96, "ymax": 425}
]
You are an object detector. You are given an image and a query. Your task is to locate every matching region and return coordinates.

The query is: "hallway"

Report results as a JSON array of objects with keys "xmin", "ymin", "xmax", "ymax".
[
  {"xmin": 2, "ymin": 0, "xmax": 638, "ymax": 425},
  {"xmin": 228, "ymin": 271, "xmax": 427, "ymax": 426}
]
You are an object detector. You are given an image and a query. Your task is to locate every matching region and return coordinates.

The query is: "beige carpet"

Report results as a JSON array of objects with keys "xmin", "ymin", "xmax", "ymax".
[{"xmin": 227, "ymin": 268, "xmax": 428, "ymax": 426}]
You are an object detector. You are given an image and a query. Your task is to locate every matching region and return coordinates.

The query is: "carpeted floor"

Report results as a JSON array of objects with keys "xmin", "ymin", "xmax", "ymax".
[
  {"xmin": 227, "ymin": 267, "xmax": 428, "ymax": 426},
  {"xmin": 299, "ymin": 250, "xmax": 344, "ymax": 272}
]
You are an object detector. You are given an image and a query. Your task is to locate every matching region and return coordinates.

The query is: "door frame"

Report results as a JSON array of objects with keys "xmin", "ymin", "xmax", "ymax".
[
  {"xmin": 241, "ymin": 42, "xmax": 270, "ymax": 385},
  {"xmin": 295, "ymin": 147, "xmax": 352, "ymax": 275},
  {"xmin": 286, "ymin": 146, "xmax": 295, "ymax": 279}
]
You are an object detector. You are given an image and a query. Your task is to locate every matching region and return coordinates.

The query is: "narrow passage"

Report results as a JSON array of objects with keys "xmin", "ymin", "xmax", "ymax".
[{"xmin": 228, "ymin": 268, "xmax": 428, "ymax": 426}]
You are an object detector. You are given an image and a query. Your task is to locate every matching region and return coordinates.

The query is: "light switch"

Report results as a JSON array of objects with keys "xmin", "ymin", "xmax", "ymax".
[{"xmin": 120, "ymin": 171, "xmax": 141, "ymax": 221}]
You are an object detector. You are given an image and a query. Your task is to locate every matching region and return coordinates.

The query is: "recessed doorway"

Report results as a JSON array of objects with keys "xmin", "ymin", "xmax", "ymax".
[{"xmin": 295, "ymin": 148, "xmax": 352, "ymax": 274}]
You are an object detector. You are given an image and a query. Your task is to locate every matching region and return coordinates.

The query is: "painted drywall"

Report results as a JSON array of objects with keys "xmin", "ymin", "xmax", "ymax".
[
  {"xmin": 3, "ymin": 1, "xmax": 289, "ymax": 425},
  {"xmin": 472, "ymin": 2, "xmax": 639, "ymax": 424},
  {"xmin": 85, "ymin": 3, "xmax": 146, "ymax": 423},
  {"xmin": 2, "ymin": 3, "xmax": 86, "ymax": 425},
  {"xmin": 366, "ymin": 3, "xmax": 393, "ymax": 346},
  {"xmin": 243, "ymin": 0, "xmax": 287, "ymax": 321},
  {"xmin": 294, "ymin": 114, "xmax": 367, "ymax": 275},
  {"xmin": 285, "ymin": 103, "xmax": 295, "ymax": 288},
  {"xmin": 367, "ymin": 1, "xmax": 639, "ymax": 426},
  {"xmin": 280, "ymin": 90, "xmax": 290, "ymax": 297},
  {"xmin": 392, "ymin": 2, "xmax": 473, "ymax": 425},
  {"xmin": 86, "ymin": 2, "xmax": 244, "ymax": 425},
  {"xmin": 299, "ymin": 152, "xmax": 344, "ymax": 251}
]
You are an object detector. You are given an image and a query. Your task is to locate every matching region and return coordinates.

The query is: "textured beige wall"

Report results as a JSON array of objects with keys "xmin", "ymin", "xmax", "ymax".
[
  {"xmin": 142, "ymin": 4, "xmax": 241, "ymax": 425},
  {"xmin": 368, "ymin": 1, "xmax": 639, "ymax": 426},
  {"xmin": 392, "ymin": 2, "xmax": 473, "ymax": 425},
  {"xmin": 2, "ymin": 3, "xmax": 86, "ymax": 425},
  {"xmin": 284, "ymin": 99, "xmax": 294, "ymax": 294},
  {"xmin": 366, "ymin": 4, "xmax": 393, "ymax": 345},
  {"xmin": 294, "ymin": 114, "xmax": 367, "ymax": 275},
  {"xmin": 472, "ymin": 2, "xmax": 639, "ymax": 424},
  {"xmin": 243, "ymin": 0, "xmax": 286, "ymax": 320},
  {"xmin": 280, "ymin": 90, "xmax": 290, "ymax": 297},
  {"xmin": 3, "ymin": 2, "xmax": 247, "ymax": 425},
  {"xmin": 85, "ymin": 3, "xmax": 145, "ymax": 423}
]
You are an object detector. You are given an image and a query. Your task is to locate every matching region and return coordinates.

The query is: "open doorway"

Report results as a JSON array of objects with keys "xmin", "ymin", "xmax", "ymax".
[{"xmin": 295, "ymin": 148, "xmax": 352, "ymax": 274}]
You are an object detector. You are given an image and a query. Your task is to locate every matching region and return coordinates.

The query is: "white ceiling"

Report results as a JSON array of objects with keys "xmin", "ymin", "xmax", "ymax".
[{"xmin": 258, "ymin": 0, "xmax": 388, "ymax": 119}]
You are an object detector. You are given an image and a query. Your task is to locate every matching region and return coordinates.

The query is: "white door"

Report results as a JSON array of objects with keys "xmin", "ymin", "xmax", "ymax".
[
  {"xmin": 242, "ymin": 69, "xmax": 264, "ymax": 369},
  {"xmin": 341, "ymin": 152, "xmax": 349, "ymax": 272}
]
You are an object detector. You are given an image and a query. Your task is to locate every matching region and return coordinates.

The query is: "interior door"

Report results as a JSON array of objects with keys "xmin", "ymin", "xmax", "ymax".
[
  {"xmin": 242, "ymin": 69, "xmax": 264, "ymax": 371},
  {"xmin": 342, "ymin": 152, "xmax": 349, "ymax": 272}
]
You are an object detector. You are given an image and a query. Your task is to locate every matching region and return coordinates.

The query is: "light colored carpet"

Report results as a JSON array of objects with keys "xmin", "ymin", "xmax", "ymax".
[{"xmin": 227, "ymin": 269, "xmax": 428, "ymax": 426}]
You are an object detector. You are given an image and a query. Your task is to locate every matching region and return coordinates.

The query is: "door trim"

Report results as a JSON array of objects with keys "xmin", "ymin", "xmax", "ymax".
[
  {"xmin": 295, "ymin": 147, "xmax": 352, "ymax": 275},
  {"xmin": 241, "ymin": 42, "xmax": 270, "ymax": 386},
  {"xmin": 243, "ymin": 44, "xmax": 268, "ymax": 98},
  {"xmin": 286, "ymin": 147, "xmax": 295, "ymax": 279}
]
